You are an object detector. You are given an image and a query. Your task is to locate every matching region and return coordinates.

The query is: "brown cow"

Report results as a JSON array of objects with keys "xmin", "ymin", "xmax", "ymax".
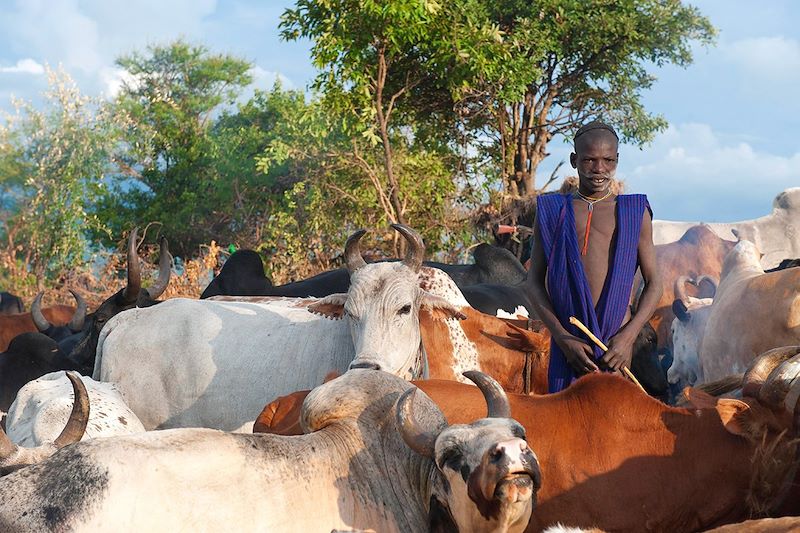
[
  {"xmin": 256, "ymin": 347, "xmax": 800, "ymax": 532},
  {"xmin": 635, "ymin": 224, "xmax": 735, "ymax": 353},
  {"xmin": 0, "ymin": 304, "xmax": 77, "ymax": 351}
]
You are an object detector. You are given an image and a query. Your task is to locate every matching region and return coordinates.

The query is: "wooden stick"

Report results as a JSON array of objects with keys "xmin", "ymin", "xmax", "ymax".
[{"xmin": 568, "ymin": 316, "xmax": 647, "ymax": 393}]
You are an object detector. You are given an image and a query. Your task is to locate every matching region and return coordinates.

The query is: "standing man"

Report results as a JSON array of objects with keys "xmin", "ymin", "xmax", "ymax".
[{"xmin": 526, "ymin": 122, "xmax": 662, "ymax": 392}]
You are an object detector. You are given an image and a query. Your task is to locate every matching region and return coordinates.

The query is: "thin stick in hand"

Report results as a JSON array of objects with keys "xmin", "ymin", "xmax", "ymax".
[{"xmin": 568, "ymin": 316, "xmax": 646, "ymax": 393}]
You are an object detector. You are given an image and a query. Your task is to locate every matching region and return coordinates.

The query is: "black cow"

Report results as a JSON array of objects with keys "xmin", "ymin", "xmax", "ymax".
[
  {"xmin": 200, "ymin": 243, "xmax": 527, "ymax": 299},
  {"xmin": 765, "ymin": 258, "xmax": 800, "ymax": 273},
  {"xmin": 65, "ymin": 228, "xmax": 172, "ymax": 375},
  {"xmin": 29, "ymin": 290, "xmax": 87, "ymax": 347},
  {"xmin": 0, "ymin": 332, "xmax": 81, "ymax": 411},
  {"xmin": 0, "ymin": 292, "xmax": 24, "ymax": 315}
]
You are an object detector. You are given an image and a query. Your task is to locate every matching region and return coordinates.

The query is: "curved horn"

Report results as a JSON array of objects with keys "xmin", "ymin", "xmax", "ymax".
[
  {"xmin": 395, "ymin": 388, "xmax": 446, "ymax": 458},
  {"xmin": 742, "ymin": 346, "xmax": 800, "ymax": 401},
  {"xmin": 31, "ymin": 292, "xmax": 52, "ymax": 332},
  {"xmin": 464, "ymin": 370, "xmax": 511, "ymax": 418},
  {"xmin": 53, "ymin": 372, "xmax": 90, "ymax": 448},
  {"xmin": 67, "ymin": 290, "xmax": 87, "ymax": 332},
  {"xmin": 673, "ymin": 275, "xmax": 695, "ymax": 305},
  {"xmin": 696, "ymin": 275, "xmax": 719, "ymax": 299},
  {"xmin": 344, "ymin": 229, "xmax": 368, "ymax": 273},
  {"xmin": 391, "ymin": 224, "xmax": 425, "ymax": 273},
  {"xmin": 122, "ymin": 227, "xmax": 142, "ymax": 304},
  {"xmin": 146, "ymin": 236, "xmax": 172, "ymax": 299},
  {"xmin": 755, "ymin": 347, "xmax": 800, "ymax": 410}
]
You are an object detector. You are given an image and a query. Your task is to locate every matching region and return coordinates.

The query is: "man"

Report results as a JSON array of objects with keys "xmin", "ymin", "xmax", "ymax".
[{"xmin": 525, "ymin": 122, "xmax": 661, "ymax": 392}]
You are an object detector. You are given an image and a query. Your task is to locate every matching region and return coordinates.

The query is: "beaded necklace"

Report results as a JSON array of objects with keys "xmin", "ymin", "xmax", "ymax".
[{"xmin": 573, "ymin": 189, "xmax": 613, "ymax": 255}]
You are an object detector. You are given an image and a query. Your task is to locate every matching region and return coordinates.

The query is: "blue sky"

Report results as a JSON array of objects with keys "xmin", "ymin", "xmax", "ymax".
[{"xmin": 0, "ymin": 0, "xmax": 797, "ymax": 222}]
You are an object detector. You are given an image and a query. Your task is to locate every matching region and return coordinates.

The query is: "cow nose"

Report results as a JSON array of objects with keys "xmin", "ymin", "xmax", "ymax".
[
  {"xmin": 349, "ymin": 361, "xmax": 381, "ymax": 371},
  {"xmin": 490, "ymin": 439, "xmax": 532, "ymax": 466}
]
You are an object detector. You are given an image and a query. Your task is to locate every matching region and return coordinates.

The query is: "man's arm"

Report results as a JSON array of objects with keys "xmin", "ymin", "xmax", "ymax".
[
  {"xmin": 602, "ymin": 209, "xmax": 663, "ymax": 371},
  {"xmin": 525, "ymin": 213, "xmax": 599, "ymax": 375}
]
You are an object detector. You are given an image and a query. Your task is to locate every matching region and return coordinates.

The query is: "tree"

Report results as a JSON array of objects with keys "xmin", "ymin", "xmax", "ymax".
[
  {"xmin": 251, "ymin": 85, "xmax": 461, "ymax": 282},
  {"xmin": 281, "ymin": 0, "xmax": 455, "ymax": 229},
  {"xmin": 438, "ymin": 0, "xmax": 716, "ymax": 197},
  {"xmin": 100, "ymin": 40, "xmax": 253, "ymax": 257},
  {"xmin": 0, "ymin": 67, "xmax": 121, "ymax": 289}
]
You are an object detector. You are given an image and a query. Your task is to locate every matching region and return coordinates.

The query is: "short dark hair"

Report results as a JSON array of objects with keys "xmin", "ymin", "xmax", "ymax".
[{"xmin": 574, "ymin": 121, "xmax": 619, "ymax": 145}]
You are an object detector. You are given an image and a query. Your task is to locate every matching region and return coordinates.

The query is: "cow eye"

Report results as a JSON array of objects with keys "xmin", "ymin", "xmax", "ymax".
[{"xmin": 397, "ymin": 304, "xmax": 411, "ymax": 316}]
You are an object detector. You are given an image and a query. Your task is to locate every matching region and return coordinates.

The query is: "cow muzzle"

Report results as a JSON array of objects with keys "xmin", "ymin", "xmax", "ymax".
[{"xmin": 468, "ymin": 438, "xmax": 541, "ymax": 512}]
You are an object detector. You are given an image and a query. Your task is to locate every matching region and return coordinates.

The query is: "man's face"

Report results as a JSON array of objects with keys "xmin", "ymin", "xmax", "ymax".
[{"xmin": 569, "ymin": 132, "xmax": 619, "ymax": 196}]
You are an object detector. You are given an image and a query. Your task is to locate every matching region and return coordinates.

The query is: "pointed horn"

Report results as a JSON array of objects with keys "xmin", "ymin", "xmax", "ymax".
[
  {"xmin": 395, "ymin": 387, "xmax": 446, "ymax": 458},
  {"xmin": 391, "ymin": 224, "xmax": 425, "ymax": 272},
  {"xmin": 696, "ymin": 275, "xmax": 719, "ymax": 298},
  {"xmin": 146, "ymin": 236, "xmax": 172, "ymax": 299},
  {"xmin": 742, "ymin": 346, "xmax": 800, "ymax": 400},
  {"xmin": 344, "ymin": 229, "xmax": 368, "ymax": 273},
  {"xmin": 31, "ymin": 291, "xmax": 52, "ymax": 332},
  {"xmin": 463, "ymin": 370, "xmax": 511, "ymax": 418},
  {"xmin": 53, "ymin": 372, "xmax": 90, "ymax": 448},
  {"xmin": 673, "ymin": 276, "xmax": 695, "ymax": 305},
  {"xmin": 755, "ymin": 347, "xmax": 800, "ymax": 410},
  {"xmin": 122, "ymin": 227, "xmax": 142, "ymax": 304},
  {"xmin": 67, "ymin": 290, "xmax": 87, "ymax": 332}
]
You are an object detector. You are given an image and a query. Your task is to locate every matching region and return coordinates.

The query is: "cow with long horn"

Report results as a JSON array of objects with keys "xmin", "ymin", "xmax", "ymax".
[
  {"xmin": 92, "ymin": 225, "xmax": 468, "ymax": 430},
  {"xmin": 0, "ymin": 371, "xmax": 88, "ymax": 475},
  {"xmin": 30, "ymin": 290, "xmax": 87, "ymax": 340},
  {"xmin": 66, "ymin": 227, "xmax": 172, "ymax": 374},
  {"xmin": 0, "ymin": 370, "xmax": 540, "ymax": 532},
  {"xmin": 257, "ymin": 347, "xmax": 800, "ymax": 531}
]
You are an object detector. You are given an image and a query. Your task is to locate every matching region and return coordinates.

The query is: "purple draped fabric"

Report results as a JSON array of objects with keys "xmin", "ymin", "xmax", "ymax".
[{"xmin": 536, "ymin": 193, "xmax": 651, "ymax": 392}]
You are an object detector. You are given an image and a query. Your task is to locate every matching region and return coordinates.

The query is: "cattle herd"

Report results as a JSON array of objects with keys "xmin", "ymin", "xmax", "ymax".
[{"xmin": 0, "ymin": 188, "xmax": 797, "ymax": 532}]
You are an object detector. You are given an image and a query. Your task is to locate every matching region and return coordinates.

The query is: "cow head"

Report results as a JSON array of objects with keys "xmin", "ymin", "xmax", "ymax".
[
  {"xmin": 668, "ymin": 276, "xmax": 714, "ymax": 389},
  {"xmin": 397, "ymin": 371, "xmax": 540, "ymax": 532},
  {"xmin": 721, "ymin": 237, "xmax": 765, "ymax": 280},
  {"xmin": 0, "ymin": 371, "xmax": 88, "ymax": 475},
  {"xmin": 309, "ymin": 225, "xmax": 465, "ymax": 380},
  {"xmin": 67, "ymin": 227, "xmax": 171, "ymax": 373},
  {"xmin": 30, "ymin": 290, "xmax": 87, "ymax": 341},
  {"xmin": 686, "ymin": 346, "xmax": 800, "ymax": 514}
]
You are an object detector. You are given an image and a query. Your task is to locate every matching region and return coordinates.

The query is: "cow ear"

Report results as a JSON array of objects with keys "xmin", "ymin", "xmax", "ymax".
[
  {"xmin": 716, "ymin": 398, "xmax": 752, "ymax": 436},
  {"xmin": 420, "ymin": 292, "xmax": 467, "ymax": 321},
  {"xmin": 308, "ymin": 294, "xmax": 347, "ymax": 319}
]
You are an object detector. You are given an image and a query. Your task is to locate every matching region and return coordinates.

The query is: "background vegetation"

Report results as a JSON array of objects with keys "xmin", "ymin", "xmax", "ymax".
[{"xmin": 0, "ymin": 0, "xmax": 714, "ymax": 306}]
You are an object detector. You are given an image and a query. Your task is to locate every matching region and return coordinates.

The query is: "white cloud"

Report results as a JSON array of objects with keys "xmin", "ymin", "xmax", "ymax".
[
  {"xmin": 619, "ymin": 123, "xmax": 800, "ymax": 221},
  {"xmin": 249, "ymin": 66, "xmax": 294, "ymax": 90},
  {"xmin": 723, "ymin": 36, "xmax": 800, "ymax": 82},
  {"xmin": 533, "ymin": 122, "xmax": 800, "ymax": 222},
  {"xmin": 98, "ymin": 66, "xmax": 138, "ymax": 98},
  {"xmin": 0, "ymin": 58, "xmax": 45, "ymax": 75}
]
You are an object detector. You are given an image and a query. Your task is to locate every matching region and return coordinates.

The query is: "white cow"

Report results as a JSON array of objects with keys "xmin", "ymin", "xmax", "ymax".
[
  {"xmin": 6, "ymin": 371, "xmax": 143, "ymax": 447},
  {"xmin": 0, "ymin": 372, "xmax": 87, "ymax": 474},
  {"xmin": 93, "ymin": 225, "xmax": 465, "ymax": 430},
  {"xmin": 652, "ymin": 187, "xmax": 800, "ymax": 268},
  {"xmin": 667, "ymin": 275, "xmax": 716, "ymax": 389},
  {"xmin": 0, "ymin": 370, "xmax": 541, "ymax": 533},
  {"xmin": 699, "ymin": 238, "xmax": 800, "ymax": 381}
]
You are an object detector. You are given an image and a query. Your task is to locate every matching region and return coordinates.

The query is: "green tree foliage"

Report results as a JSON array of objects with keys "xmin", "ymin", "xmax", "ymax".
[
  {"xmin": 98, "ymin": 40, "xmax": 253, "ymax": 257},
  {"xmin": 435, "ymin": 0, "xmax": 716, "ymax": 196},
  {"xmin": 281, "ymin": 0, "xmax": 458, "ymax": 229},
  {"xmin": 0, "ymin": 68, "xmax": 122, "ymax": 289},
  {"xmin": 251, "ymin": 85, "xmax": 461, "ymax": 282}
]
